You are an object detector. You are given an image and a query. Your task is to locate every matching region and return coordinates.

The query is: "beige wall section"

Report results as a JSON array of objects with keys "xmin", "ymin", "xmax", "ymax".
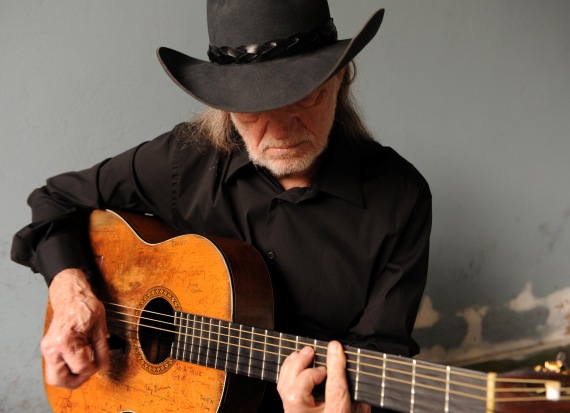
[{"xmin": 1, "ymin": 1, "xmax": 569, "ymax": 411}]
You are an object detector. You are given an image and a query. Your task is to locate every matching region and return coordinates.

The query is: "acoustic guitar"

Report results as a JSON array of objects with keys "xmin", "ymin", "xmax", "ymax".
[{"xmin": 44, "ymin": 209, "xmax": 569, "ymax": 412}]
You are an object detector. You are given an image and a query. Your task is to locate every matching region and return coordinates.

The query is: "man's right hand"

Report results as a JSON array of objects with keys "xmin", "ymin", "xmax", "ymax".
[{"xmin": 41, "ymin": 268, "xmax": 109, "ymax": 389}]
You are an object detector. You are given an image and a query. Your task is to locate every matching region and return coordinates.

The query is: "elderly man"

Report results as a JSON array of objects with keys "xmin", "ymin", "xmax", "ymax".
[{"xmin": 11, "ymin": 1, "xmax": 431, "ymax": 412}]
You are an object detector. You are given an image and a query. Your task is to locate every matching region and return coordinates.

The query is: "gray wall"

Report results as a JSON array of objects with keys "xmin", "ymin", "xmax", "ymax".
[{"xmin": 1, "ymin": 1, "xmax": 569, "ymax": 411}]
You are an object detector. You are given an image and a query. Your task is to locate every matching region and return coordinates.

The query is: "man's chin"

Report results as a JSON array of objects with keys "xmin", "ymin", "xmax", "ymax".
[{"xmin": 256, "ymin": 158, "xmax": 313, "ymax": 179}]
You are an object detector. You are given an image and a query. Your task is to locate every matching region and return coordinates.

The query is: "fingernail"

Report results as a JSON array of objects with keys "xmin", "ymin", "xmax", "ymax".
[
  {"xmin": 329, "ymin": 341, "xmax": 340, "ymax": 353},
  {"xmin": 300, "ymin": 346, "xmax": 314, "ymax": 356}
]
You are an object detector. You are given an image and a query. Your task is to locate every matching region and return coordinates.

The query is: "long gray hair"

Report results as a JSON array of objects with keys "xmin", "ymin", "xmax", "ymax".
[{"xmin": 178, "ymin": 62, "xmax": 373, "ymax": 152}]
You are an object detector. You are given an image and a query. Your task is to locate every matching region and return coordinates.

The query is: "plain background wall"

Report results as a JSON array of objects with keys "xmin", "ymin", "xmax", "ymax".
[{"xmin": 1, "ymin": 1, "xmax": 569, "ymax": 411}]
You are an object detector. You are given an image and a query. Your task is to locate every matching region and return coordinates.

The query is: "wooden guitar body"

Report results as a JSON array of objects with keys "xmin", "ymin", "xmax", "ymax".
[{"xmin": 44, "ymin": 209, "xmax": 274, "ymax": 413}]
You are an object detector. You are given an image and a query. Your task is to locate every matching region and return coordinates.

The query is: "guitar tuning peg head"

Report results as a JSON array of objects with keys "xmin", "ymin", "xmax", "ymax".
[
  {"xmin": 555, "ymin": 351, "xmax": 568, "ymax": 374},
  {"xmin": 534, "ymin": 351, "xmax": 569, "ymax": 374}
]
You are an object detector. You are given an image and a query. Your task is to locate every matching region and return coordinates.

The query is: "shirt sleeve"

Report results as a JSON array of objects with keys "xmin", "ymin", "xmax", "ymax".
[
  {"xmin": 346, "ymin": 180, "xmax": 432, "ymax": 357},
  {"xmin": 10, "ymin": 129, "xmax": 178, "ymax": 285}
]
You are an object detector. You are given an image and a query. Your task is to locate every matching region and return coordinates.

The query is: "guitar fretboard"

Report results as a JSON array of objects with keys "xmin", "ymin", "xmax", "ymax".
[{"xmin": 170, "ymin": 311, "xmax": 488, "ymax": 412}]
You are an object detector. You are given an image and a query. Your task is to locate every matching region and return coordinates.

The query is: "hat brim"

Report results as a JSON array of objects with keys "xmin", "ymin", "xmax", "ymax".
[{"xmin": 157, "ymin": 9, "xmax": 384, "ymax": 113}]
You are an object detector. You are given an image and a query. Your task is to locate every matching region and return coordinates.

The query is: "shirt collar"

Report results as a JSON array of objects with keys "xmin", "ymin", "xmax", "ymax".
[
  {"xmin": 224, "ymin": 132, "xmax": 365, "ymax": 208},
  {"xmin": 226, "ymin": 145, "xmax": 253, "ymax": 183}
]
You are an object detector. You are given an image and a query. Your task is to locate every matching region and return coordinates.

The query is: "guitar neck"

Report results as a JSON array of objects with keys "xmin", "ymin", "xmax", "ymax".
[{"xmin": 170, "ymin": 311, "xmax": 488, "ymax": 412}]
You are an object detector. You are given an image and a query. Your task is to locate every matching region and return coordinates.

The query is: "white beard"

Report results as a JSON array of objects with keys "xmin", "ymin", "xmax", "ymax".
[{"xmin": 244, "ymin": 131, "xmax": 328, "ymax": 178}]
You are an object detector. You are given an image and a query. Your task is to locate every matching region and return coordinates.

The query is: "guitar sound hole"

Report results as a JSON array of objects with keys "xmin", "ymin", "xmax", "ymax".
[{"xmin": 138, "ymin": 297, "xmax": 175, "ymax": 364}]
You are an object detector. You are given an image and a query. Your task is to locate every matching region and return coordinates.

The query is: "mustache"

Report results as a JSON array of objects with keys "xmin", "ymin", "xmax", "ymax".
[{"xmin": 259, "ymin": 132, "xmax": 314, "ymax": 151}]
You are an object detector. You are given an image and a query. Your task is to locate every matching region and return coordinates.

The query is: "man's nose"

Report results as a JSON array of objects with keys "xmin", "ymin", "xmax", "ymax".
[{"xmin": 264, "ymin": 105, "xmax": 298, "ymax": 139}]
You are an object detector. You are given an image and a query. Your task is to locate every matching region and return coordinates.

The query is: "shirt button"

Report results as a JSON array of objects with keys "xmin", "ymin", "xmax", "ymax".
[{"xmin": 267, "ymin": 250, "xmax": 276, "ymax": 260}]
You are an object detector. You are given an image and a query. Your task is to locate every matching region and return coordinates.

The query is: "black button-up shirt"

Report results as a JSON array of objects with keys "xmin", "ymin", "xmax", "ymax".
[{"xmin": 12, "ymin": 123, "xmax": 431, "ymax": 357}]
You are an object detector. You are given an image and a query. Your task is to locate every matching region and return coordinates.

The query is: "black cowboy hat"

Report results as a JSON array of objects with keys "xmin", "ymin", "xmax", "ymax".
[{"xmin": 157, "ymin": 0, "xmax": 384, "ymax": 113}]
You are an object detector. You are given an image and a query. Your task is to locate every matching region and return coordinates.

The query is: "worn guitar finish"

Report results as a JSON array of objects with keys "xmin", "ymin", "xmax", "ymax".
[
  {"xmin": 44, "ymin": 209, "xmax": 273, "ymax": 412},
  {"xmin": 44, "ymin": 210, "xmax": 570, "ymax": 412}
]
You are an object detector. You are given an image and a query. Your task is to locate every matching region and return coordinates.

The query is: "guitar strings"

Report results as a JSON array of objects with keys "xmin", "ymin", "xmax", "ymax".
[
  {"xmin": 104, "ymin": 302, "xmax": 566, "ymax": 394},
  {"xmin": 106, "ymin": 320, "xmax": 570, "ymax": 409},
  {"xmin": 106, "ymin": 314, "xmax": 495, "ymax": 405},
  {"xmin": 101, "ymin": 302, "xmax": 568, "ymax": 404},
  {"xmin": 105, "ymin": 308, "xmax": 490, "ymax": 399},
  {"xmin": 108, "ymin": 300, "xmax": 475, "ymax": 378},
  {"xmin": 103, "ymin": 301, "xmax": 547, "ymax": 390},
  {"xmin": 105, "ymin": 315, "xmax": 570, "ymax": 406},
  {"xmin": 104, "ymin": 301, "xmax": 540, "ymax": 385}
]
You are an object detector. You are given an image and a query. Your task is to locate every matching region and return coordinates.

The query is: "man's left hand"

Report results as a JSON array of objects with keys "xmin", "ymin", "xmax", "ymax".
[{"xmin": 277, "ymin": 340, "xmax": 370, "ymax": 413}]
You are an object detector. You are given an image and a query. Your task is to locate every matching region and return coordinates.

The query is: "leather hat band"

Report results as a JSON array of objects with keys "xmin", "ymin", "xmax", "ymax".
[{"xmin": 208, "ymin": 18, "xmax": 338, "ymax": 65}]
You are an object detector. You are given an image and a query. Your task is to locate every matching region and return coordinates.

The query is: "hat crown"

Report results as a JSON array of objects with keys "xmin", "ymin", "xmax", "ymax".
[{"xmin": 207, "ymin": 0, "xmax": 332, "ymax": 47}]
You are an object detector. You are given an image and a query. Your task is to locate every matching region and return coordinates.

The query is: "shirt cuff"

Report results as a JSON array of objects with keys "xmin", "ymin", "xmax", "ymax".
[{"xmin": 35, "ymin": 231, "xmax": 92, "ymax": 286}]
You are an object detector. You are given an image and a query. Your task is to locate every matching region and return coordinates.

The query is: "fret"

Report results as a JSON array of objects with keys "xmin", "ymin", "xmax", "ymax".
[
  {"xmin": 264, "ymin": 331, "xmax": 281, "ymax": 383},
  {"xmin": 312, "ymin": 339, "xmax": 318, "ymax": 368},
  {"xmin": 247, "ymin": 327, "xmax": 253, "ymax": 377},
  {"xmin": 346, "ymin": 346, "xmax": 384, "ymax": 406},
  {"xmin": 211, "ymin": 318, "xmax": 220, "ymax": 369},
  {"xmin": 220, "ymin": 320, "xmax": 230, "ymax": 372},
  {"xmin": 170, "ymin": 311, "xmax": 181, "ymax": 360},
  {"xmin": 413, "ymin": 359, "xmax": 448, "ymax": 413},
  {"xmin": 197, "ymin": 316, "xmax": 205, "ymax": 366},
  {"xmin": 354, "ymin": 348, "xmax": 361, "ymax": 402},
  {"xmin": 381, "ymin": 353, "xmax": 387, "ymax": 408},
  {"xmin": 177, "ymin": 312, "xmax": 185, "ymax": 362},
  {"xmin": 183, "ymin": 312, "xmax": 191, "ymax": 362},
  {"xmin": 446, "ymin": 365, "xmax": 487, "ymax": 412},
  {"xmin": 200, "ymin": 316, "xmax": 214, "ymax": 368},
  {"xmin": 196, "ymin": 314, "xmax": 204, "ymax": 364},
  {"xmin": 445, "ymin": 365, "xmax": 451, "ymax": 413},
  {"xmin": 277, "ymin": 332, "xmax": 283, "ymax": 379},
  {"xmin": 235, "ymin": 325, "xmax": 253, "ymax": 377},
  {"xmin": 296, "ymin": 336, "xmax": 308, "ymax": 351},
  {"xmin": 384, "ymin": 353, "xmax": 413, "ymax": 409},
  {"xmin": 249, "ymin": 326, "xmax": 266, "ymax": 380},
  {"xmin": 312, "ymin": 339, "xmax": 327, "ymax": 371},
  {"xmin": 186, "ymin": 312, "xmax": 192, "ymax": 361},
  {"xmin": 170, "ymin": 311, "xmax": 177, "ymax": 360},
  {"xmin": 225, "ymin": 322, "xmax": 240, "ymax": 373},
  {"xmin": 189, "ymin": 314, "xmax": 198, "ymax": 364},
  {"xmin": 203, "ymin": 316, "xmax": 215, "ymax": 368},
  {"xmin": 261, "ymin": 329, "xmax": 268, "ymax": 381},
  {"xmin": 236, "ymin": 325, "xmax": 243, "ymax": 374},
  {"xmin": 411, "ymin": 359, "xmax": 416, "ymax": 413}
]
